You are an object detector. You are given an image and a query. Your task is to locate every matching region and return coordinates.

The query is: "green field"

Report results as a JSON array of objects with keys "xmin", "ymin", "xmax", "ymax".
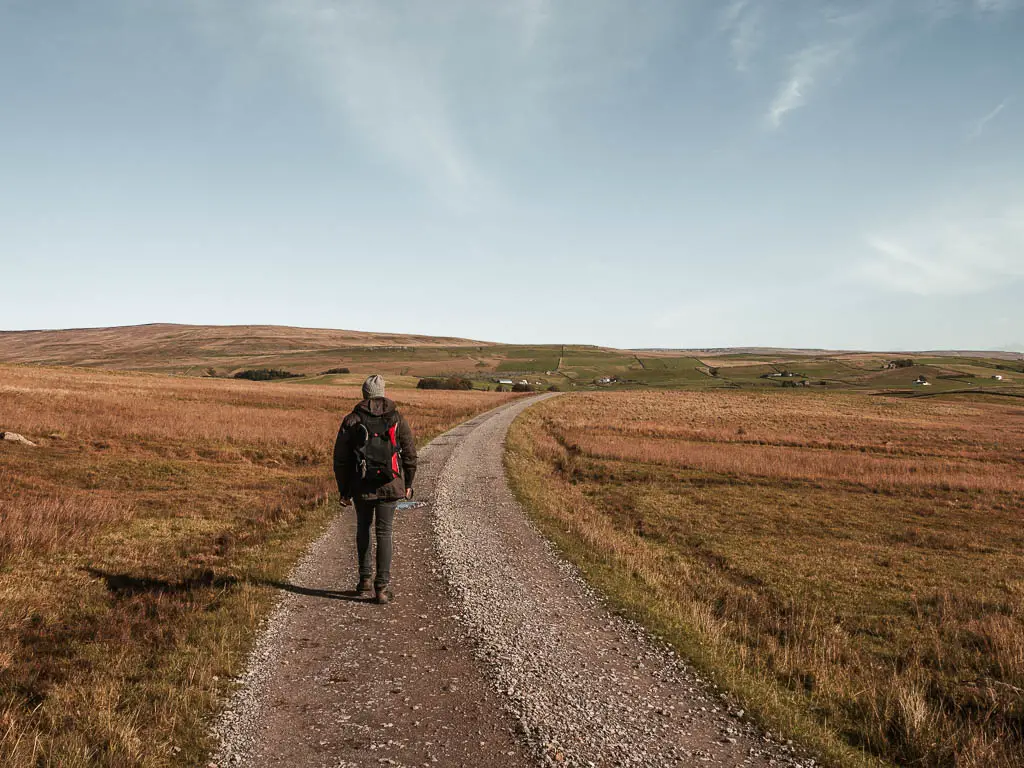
[{"xmin": 496, "ymin": 357, "xmax": 561, "ymax": 373}]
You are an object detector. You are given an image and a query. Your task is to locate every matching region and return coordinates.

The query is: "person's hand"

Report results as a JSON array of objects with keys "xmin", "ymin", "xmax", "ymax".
[
  {"xmin": 340, "ymin": 495, "xmax": 352, "ymax": 507},
  {"xmin": 405, "ymin": 487, "xmax": 413, "ymax": 500}
]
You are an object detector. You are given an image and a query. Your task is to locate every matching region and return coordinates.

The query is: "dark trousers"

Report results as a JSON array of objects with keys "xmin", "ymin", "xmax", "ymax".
[{"xmin": 354, "ymin": 498, "xmax": 397, "ymax": 588}]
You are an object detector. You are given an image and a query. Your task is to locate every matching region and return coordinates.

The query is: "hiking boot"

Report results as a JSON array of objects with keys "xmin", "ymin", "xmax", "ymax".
[
  {"xmin": 374, "ymin": 586, "xmax": 394, "ymax": 605},
  {"xmin": 356, "ymin": 576, "xmax": 374, "ymax": 599}
]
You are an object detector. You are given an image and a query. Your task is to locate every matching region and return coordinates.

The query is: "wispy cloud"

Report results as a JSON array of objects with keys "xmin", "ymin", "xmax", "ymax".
[
  {"xmin": 189, "ymin": 0, "xmax": 498, "ymax": 210},
  {"xmin": 854, "ymin": 197, "xmax": 1024, "ymax": 295},
  {"xmin": 763, "ymin": 2, "xmax": 884, "ymax": 129},
  {"xmin": 264, "ymin": 1, "xmax": 489, "ymax": 209},
  {"xmin": 721, "ymin": 0, "xmax": 763, "ymax": 73},
  {"xmin": 762, "ymin": 0, "xmax": 1021, "ymax": 129},
  {"xmin": 969, "ymin": 97, "xmax": 1011, "ymax": 139},
  {"xmin": 187, "ymin": 0, "xmax": 674, "ymax": 208},
  {"xmin": 858, "ymin": 236, "xmax": 985, "ymax": 294},
  {"xmin": 767, "ymin": 41, "xmax": 848, "ymax": 128}
]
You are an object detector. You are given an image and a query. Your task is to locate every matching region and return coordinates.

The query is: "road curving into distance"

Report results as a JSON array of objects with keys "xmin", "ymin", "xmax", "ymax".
[{"xmin": 213, "ymin": 394, "xmax": 812, "ymax": 767}]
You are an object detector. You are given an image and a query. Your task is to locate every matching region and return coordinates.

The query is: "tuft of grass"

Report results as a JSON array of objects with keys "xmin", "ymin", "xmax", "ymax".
[{"xmin": 507, "ymin": 390, "xmax": 1024, "ymax": 768}]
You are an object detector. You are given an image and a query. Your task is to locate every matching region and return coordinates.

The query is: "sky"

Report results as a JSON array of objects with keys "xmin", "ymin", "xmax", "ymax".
[{"xmin": 1, "ymin": 0, "xmax": 1022, "ymax": 350}]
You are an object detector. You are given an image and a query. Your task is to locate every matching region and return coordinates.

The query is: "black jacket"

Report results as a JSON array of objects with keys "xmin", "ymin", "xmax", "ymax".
[{"xmin": 333, "ymin": 397, "xmax": 417, "ymax": 501}]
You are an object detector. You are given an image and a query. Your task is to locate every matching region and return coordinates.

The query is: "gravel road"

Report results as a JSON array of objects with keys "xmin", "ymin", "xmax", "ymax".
[{"xmin": 213, "ymin": 394, "xmax": 816, "ymax": 768}]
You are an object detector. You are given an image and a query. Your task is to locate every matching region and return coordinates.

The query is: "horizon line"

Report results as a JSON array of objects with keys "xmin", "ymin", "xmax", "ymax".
[{"xmin": 0, "ymin": 321, "xmax": 1021, "ymax": 357}]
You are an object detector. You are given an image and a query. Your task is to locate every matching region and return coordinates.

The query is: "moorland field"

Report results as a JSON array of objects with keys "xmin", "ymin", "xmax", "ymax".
[
  {"xmin": 1, "ymin": 324, "xmax": 1022, "ymax": 767},
  {"xmin": 508, "ymin": 390, "xmax": 1024, "ymax": 767},
  {"xmin": 0, "ymin": 363, "xmax": 520, "ymax": 767}
]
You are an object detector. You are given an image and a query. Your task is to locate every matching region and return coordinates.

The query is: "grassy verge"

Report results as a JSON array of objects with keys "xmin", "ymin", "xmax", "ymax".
[
  {"xmin": 506, "ymin": 390, "xmax": 1024, "ymax": 768},
  {"xmin": 0, "ymin": 365, "xmax": 521, "ymax": 766}
]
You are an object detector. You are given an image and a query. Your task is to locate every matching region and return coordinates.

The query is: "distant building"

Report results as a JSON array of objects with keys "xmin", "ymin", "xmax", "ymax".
[
  {"xmin": 913, "ymin": 376, "xmax": 931, "ymax": 386},
  {"xmin": 498, "ymin": 379, "xmax": 513, "ymax": 385},
  {"xmin": 993, "ymin": 375, "xmax": 1004, "ymax": 380}
]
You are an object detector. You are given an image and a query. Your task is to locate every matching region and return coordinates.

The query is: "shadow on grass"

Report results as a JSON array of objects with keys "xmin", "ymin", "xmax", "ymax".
[
  {"xmin": 83, "ymin": 567, "xmax": 238, "ymax": 595},
  {"xmin": 83, "ymin": 567, "xmax": 369, "ymax": 603}
]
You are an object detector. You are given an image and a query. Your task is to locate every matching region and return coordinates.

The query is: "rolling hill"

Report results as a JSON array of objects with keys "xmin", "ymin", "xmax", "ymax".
[
  {"xmin": 0, "ymin": 323, "xmax": 487, "ymax": 374},
  {"xmin": 1, "ymin": 323, "xmax": 1021, "ymax": 395}
]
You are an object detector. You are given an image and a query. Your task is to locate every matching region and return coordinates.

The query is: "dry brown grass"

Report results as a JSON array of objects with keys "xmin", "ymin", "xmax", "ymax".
[
  {"xmin": 568, "ymin": 433, "xmax": 1024, "ymax": 492},
  {"xmin": 508, "ymin": 390, "xmax": 1024, "ymax": 768},
  {"xmin": 0, "ymin": 481, "xmax": 133, "ymax": 562},
  {"xmin": 0, "ymin": 364, "xmax": 519, "ymax": 767}
]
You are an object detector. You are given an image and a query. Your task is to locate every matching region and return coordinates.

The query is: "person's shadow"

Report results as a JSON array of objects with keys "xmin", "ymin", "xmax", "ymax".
[
  {"xmin": 259, "ymin": 580, "xmax": 368, "ymax": 602},
  {"xmin": 83, "ymin": 567, "xmax": 370, "ymax": 603}
]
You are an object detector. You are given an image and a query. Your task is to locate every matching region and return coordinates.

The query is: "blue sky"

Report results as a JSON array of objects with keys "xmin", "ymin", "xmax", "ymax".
[{"xmin": 2, "ymin": 0, "xmax": 1022, "ymax": 350}]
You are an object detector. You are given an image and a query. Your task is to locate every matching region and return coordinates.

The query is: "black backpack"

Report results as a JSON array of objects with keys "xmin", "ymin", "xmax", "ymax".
[{"xmin": 352, "ymin": 411, "xmax": 401, "ymax": 486}]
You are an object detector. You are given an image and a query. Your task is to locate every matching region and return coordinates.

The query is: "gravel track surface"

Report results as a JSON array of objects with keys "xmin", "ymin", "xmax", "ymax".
[
  {"xmin": 432, "ymin": 394, "xmax": 815, "ymax": 768},
  {"xmin": 213, "ymin": 395, "xmax": 816, "ymax": 767}
]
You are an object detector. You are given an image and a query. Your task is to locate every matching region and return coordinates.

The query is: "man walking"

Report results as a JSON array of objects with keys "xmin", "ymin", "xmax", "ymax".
[{"xmin": 333, "ymin": 375, "xmax": 417, "ymax": 604}]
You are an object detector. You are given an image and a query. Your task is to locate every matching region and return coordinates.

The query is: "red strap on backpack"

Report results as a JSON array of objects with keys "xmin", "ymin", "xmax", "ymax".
[{"xmin": 388, "ymin": 423, "xmax": 399, "ymax": 476}]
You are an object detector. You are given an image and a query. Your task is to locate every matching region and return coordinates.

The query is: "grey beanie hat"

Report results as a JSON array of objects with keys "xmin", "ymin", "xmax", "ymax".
[{"xmin": 362, "ymin": 374, "xmax": 385, "ymax": 399}]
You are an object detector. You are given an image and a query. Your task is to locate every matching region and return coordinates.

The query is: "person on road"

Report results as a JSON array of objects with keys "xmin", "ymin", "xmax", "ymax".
[{"xmin": 333, "ymin": 375, "xmax": 417, "ymax": 604}]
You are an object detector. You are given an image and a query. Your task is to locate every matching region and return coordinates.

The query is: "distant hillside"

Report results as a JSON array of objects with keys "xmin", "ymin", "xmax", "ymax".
[
  {"xmin": 0, "ymin": 324, "xmax": 488, "ymax": 374},
  {"xmin": 634, "ymin": 346, "xmax": 1024, "ymax": 361},
  {"xmin": 1, "ymin": 324, "xmax": 1021, "ymax": 395}
]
